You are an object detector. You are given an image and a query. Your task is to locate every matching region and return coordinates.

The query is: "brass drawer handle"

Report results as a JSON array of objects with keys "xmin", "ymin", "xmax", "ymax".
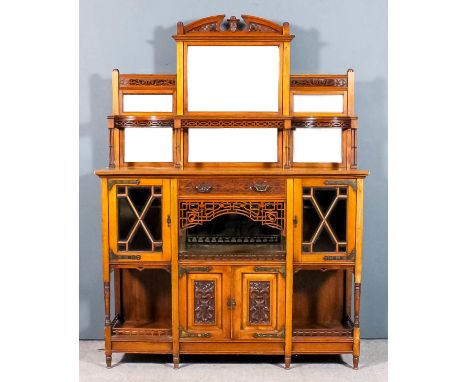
[
  {"xmin": 251, "ymin": 183, "xmax": 271, "ymax": 192},
  {"xmin": 195, "ymin": 184, "xmax": 212, "ymax": 193}
]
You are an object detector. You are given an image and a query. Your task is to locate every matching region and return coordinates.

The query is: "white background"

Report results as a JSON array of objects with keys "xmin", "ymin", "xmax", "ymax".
[{"xmin": 1, "ymin": 1, "xmax": 468, "ymax": 381}]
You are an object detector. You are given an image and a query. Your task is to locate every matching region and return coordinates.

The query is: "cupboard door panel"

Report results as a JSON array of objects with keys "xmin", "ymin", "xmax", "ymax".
[
  {"xmin": 179, "ymin": 266, "xmax": 231, "ymax": 340},
  {"xmin": 232, "ymin": 266, "xmax": 285, "ymax": 340},
  {"xmin": 108, "ymin": 179, "xmax": 171, "ymax": 262},
  {"xmin": 294, "ymin": 178, "xmax": 356, "ymax": 263}
]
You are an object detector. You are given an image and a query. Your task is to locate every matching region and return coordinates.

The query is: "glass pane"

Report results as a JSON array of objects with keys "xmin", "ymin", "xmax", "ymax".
[
  {"xmin": 302, "ymin": 199, "xmax": 321, "ymax": 243},
  {"xmin": 293, "ymin": 94, "xmax": 343, "ymax": 113},
  {"xmin": 328, "ymin": 198, "xmax": 347, "ymax": 242},
  {"xmin": 187, "ymin": 46, "xmax": 279, "ymax": 112},
  {"xmin": 128, "ymin": 224, "xmax": 152, "ymax": 251},
  {"xmin": 128, "ymin": 187, "xmax": 152, "ymax": 214},
  {"xmin": 122, "ymin": 94, "xmax": 172, "ymax": 112},
  {"xmin": 313, "ymin": 188, "xmax": 337, "ymax": 213},
  {"xmin": 293, "ymin": 128, "xmax": 342, "ymax": 163},
  {"xmin": 124, "ymin": 128, "xmax": 173, "ymax": 163},
  {"xmin": 188, "ymin": 128, "xmax": 277, "ymax": 162},
  {"xmin": 143, "ymin": 198, "xmax": 162, "ymax": 241},
  {"xmin": 118, "ymin": 198, "xmax": 137, "ymax": 241},
  {"xmin": 313, "ymin": 228, "xmax": 336, "ymax": 252}
]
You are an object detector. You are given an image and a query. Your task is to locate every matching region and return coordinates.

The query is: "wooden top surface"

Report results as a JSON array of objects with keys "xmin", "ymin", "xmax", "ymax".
[{"xmin": 95, "ymin": 167, "xmax": 369, "ymax": 178}]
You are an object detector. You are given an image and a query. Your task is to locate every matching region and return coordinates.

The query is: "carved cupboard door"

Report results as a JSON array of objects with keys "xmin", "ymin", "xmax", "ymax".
[
  {"xmin": 178, "ymin": 266, "xmax": 231, "ymax": 340},
  {"xmin": 232, "ymin": 265, "xmax": 285, "ymax": 340},
  {"xmin": 108, "ymin": 178, "xmax": 172, "ymax": 262},
  {"xmin": 293, "ymin": 178, "xmax": 357, "ymax": 263}
]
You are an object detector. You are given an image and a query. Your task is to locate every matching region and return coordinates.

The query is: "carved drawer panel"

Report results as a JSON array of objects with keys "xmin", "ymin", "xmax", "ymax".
[{"xmin": 178, "ymin": 178, "xmax": 285, "ymax": 197}]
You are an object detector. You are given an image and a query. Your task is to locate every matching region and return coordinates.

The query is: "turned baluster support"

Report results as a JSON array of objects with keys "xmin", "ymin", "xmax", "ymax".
[
  {"xmin": 104, "ymin": 281, "xmax": 112, "ymax": 369},
  {"xmin": 353, "ymin": 282, "xmax": 361, "ymax": 370}
]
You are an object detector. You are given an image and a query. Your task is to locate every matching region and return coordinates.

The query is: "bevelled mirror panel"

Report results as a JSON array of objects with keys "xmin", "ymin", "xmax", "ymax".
[
  {"xmin": 188, "ymin": 128, "xmax": 277, "ymax": 162},
  {"xmin": 124, "ymin": 128, "xmax": 173, "ymax": 162},
  {"xmin": 187, "ymin": 46, "xmax": 280, "ymax": 112},
  {"xmin": 293, "ymin": 128, "xmax": 342, "ymax": 163},
  {"xmin": 293, "ymin": 94, "xmax": 344, "ymax": 113},
  {"xmin": 123, "ymin": 94, "xmax": 173, "ymax": 113}
]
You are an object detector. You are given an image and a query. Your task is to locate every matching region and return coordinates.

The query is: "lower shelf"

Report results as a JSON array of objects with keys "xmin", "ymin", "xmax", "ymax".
[
  {"xmin": 111, "ymin": 315, "xmax": 172, "ymax": 341},
  {"xmin": 293, "ymin": 320, "xmax": 354, "ymax": 338}
]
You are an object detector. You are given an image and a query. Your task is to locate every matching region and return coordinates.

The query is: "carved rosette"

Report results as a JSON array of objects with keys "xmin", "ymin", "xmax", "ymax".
[
  {"xmin": 249, "ymin": 281, "xmax": 271, "ymax": 324},
  {"xmin": 179, "ymin": 201, "xmax": 285, "ymax": 230},
  {"xmin": 194, "ymin": 281, "xmax": 215, "ymax": 324}
]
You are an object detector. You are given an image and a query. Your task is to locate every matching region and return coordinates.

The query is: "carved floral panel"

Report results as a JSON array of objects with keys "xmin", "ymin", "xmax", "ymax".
[
  {"xmin": 194, "ymin": 281, "xmax": 215, "ymax": 324},
  {"xmin": 249, "ymin": 281, "xmax": 271, "ymax": 324}
]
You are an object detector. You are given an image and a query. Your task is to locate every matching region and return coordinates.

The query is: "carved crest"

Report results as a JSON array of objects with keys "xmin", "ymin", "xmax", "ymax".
[{"xmin": 177, "ymin": 15, "xmax": 287, "ymax": 35}]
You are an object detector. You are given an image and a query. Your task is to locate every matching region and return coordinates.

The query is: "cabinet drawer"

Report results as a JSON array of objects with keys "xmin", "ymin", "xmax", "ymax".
[{"xmin": 179, "ymin": 178, "xmax": 285, "ymax": 196}]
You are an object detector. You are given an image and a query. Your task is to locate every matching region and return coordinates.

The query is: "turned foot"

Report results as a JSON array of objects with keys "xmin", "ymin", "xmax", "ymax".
[
  {"xmin": 173, "ymin": 355, "xmax": 180, "ymax": 369},
  {"xmin": 284, "ymin": 355, "xmax": 291, "ymax": 369},
  {"xmin": 105, "ymin": 354, "xmax": 112, "ymax": 369},
  {"xmin": 353, "ymin": 355, "xmax": 359, "ymax": 370}
]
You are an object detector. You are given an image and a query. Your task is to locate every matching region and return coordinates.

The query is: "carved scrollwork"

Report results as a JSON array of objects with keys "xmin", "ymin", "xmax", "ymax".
[
  {"xmin": 291, "ymin": 77, "xmax": 348, "ymax": 87},
  {"xmin": 292, "ymin": 118, "xmax": 352, "ymax": 129},
  {"xmin": 119, "ymin": 77, "xmax": 175, "ymax": 87},
  {"xmin": 181, "ymin": 119, "xmax": 284, "ymax": 128},
  {"xmin": 180, "ymin": 15, "xmax": 284, "ymax": 35},
  {"xmin": 114, "ymin": 118, "xmax": 174, "ymax": 128},
  {"xmin": 179, "ymin": 201, "xmax": 285, "ymax": 230}
]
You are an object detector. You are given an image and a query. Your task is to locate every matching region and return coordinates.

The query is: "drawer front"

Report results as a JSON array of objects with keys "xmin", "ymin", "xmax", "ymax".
[{"xmin": 179, "ymin": 178, "xmax": 285, "ymax": 196}]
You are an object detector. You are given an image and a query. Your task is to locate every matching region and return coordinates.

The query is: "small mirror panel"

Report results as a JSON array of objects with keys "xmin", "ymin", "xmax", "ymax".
[
  {"xmin": 187, "ymin": 46, "xmax": 280, "ymax": 112},
  {"xmin": 122, "ymin": 94, "xmax": 173, "ymax": 113},
  {"xmin": 293, "ymin": 94, "xmax": 343, "ymax": 113},
  {"xmin": 293, "ymin": 128, "xmax": 342, "ymax": 163},
  {"xmin": 188, "ymin": 128, "xmax": 278, "ymax": 162},
  {"xmin": 124, "ymin": 128, "xmax": 173, "ymax": 162}
]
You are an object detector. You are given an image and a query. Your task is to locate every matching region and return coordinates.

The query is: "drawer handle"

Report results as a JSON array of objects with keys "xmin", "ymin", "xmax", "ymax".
[
  {"xmin": 195, "ymin": 184, "xmax": 212, "ymax": 193},
  {"xmin": 251, "ymin": 183, "xmax": 271, "ymax": 192}
]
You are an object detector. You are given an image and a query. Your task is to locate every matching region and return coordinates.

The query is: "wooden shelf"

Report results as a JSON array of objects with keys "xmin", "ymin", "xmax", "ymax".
[{"xmin": 111, "ymin": 316, "xmax": 172, "ymax": 340}]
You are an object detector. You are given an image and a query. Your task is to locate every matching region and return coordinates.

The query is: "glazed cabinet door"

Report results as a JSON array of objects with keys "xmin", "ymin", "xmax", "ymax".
[
  {"xmin": 293, "ymin": 178, "xmax": 356, "ymax": 263},
  {"xmin": 178, "ymin": 266, "xmax": 231, "ymax": 340},
  {"xmin": 232, "ymin": 265, "xmax": 285, "ymax": 340},
  {"xmin": 108, "ymin": 179, "xmax": 171, "ymax": 262}
]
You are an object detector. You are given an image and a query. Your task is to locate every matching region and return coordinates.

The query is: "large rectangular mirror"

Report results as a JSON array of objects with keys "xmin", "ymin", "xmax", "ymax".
[
  {"xmin": 124, "ymin": 128, "xmax": 173, "ymax": 162},
  {"xmin": 293, "ymin": 128, "xmax": 342, "ymax": 163},
  {"xmin": 188, "ymin": 128, "xmax": 278, "ymax": 162},
  {"xmin": 293, "ymin": 94, "xmax": 344, "ymax": 113},
  {"xmin": 123, "ymin": 94, "xmax": 173, "ymax": 113},
  {"xmin": 187, "ymin": 46, "xmax": 280, "ymax": 112}
]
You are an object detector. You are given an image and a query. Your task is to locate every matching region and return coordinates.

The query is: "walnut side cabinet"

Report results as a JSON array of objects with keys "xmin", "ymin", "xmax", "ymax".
[{"xmin": 95, "ymin": 15, "xmax": 369, "ymax": 370}]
